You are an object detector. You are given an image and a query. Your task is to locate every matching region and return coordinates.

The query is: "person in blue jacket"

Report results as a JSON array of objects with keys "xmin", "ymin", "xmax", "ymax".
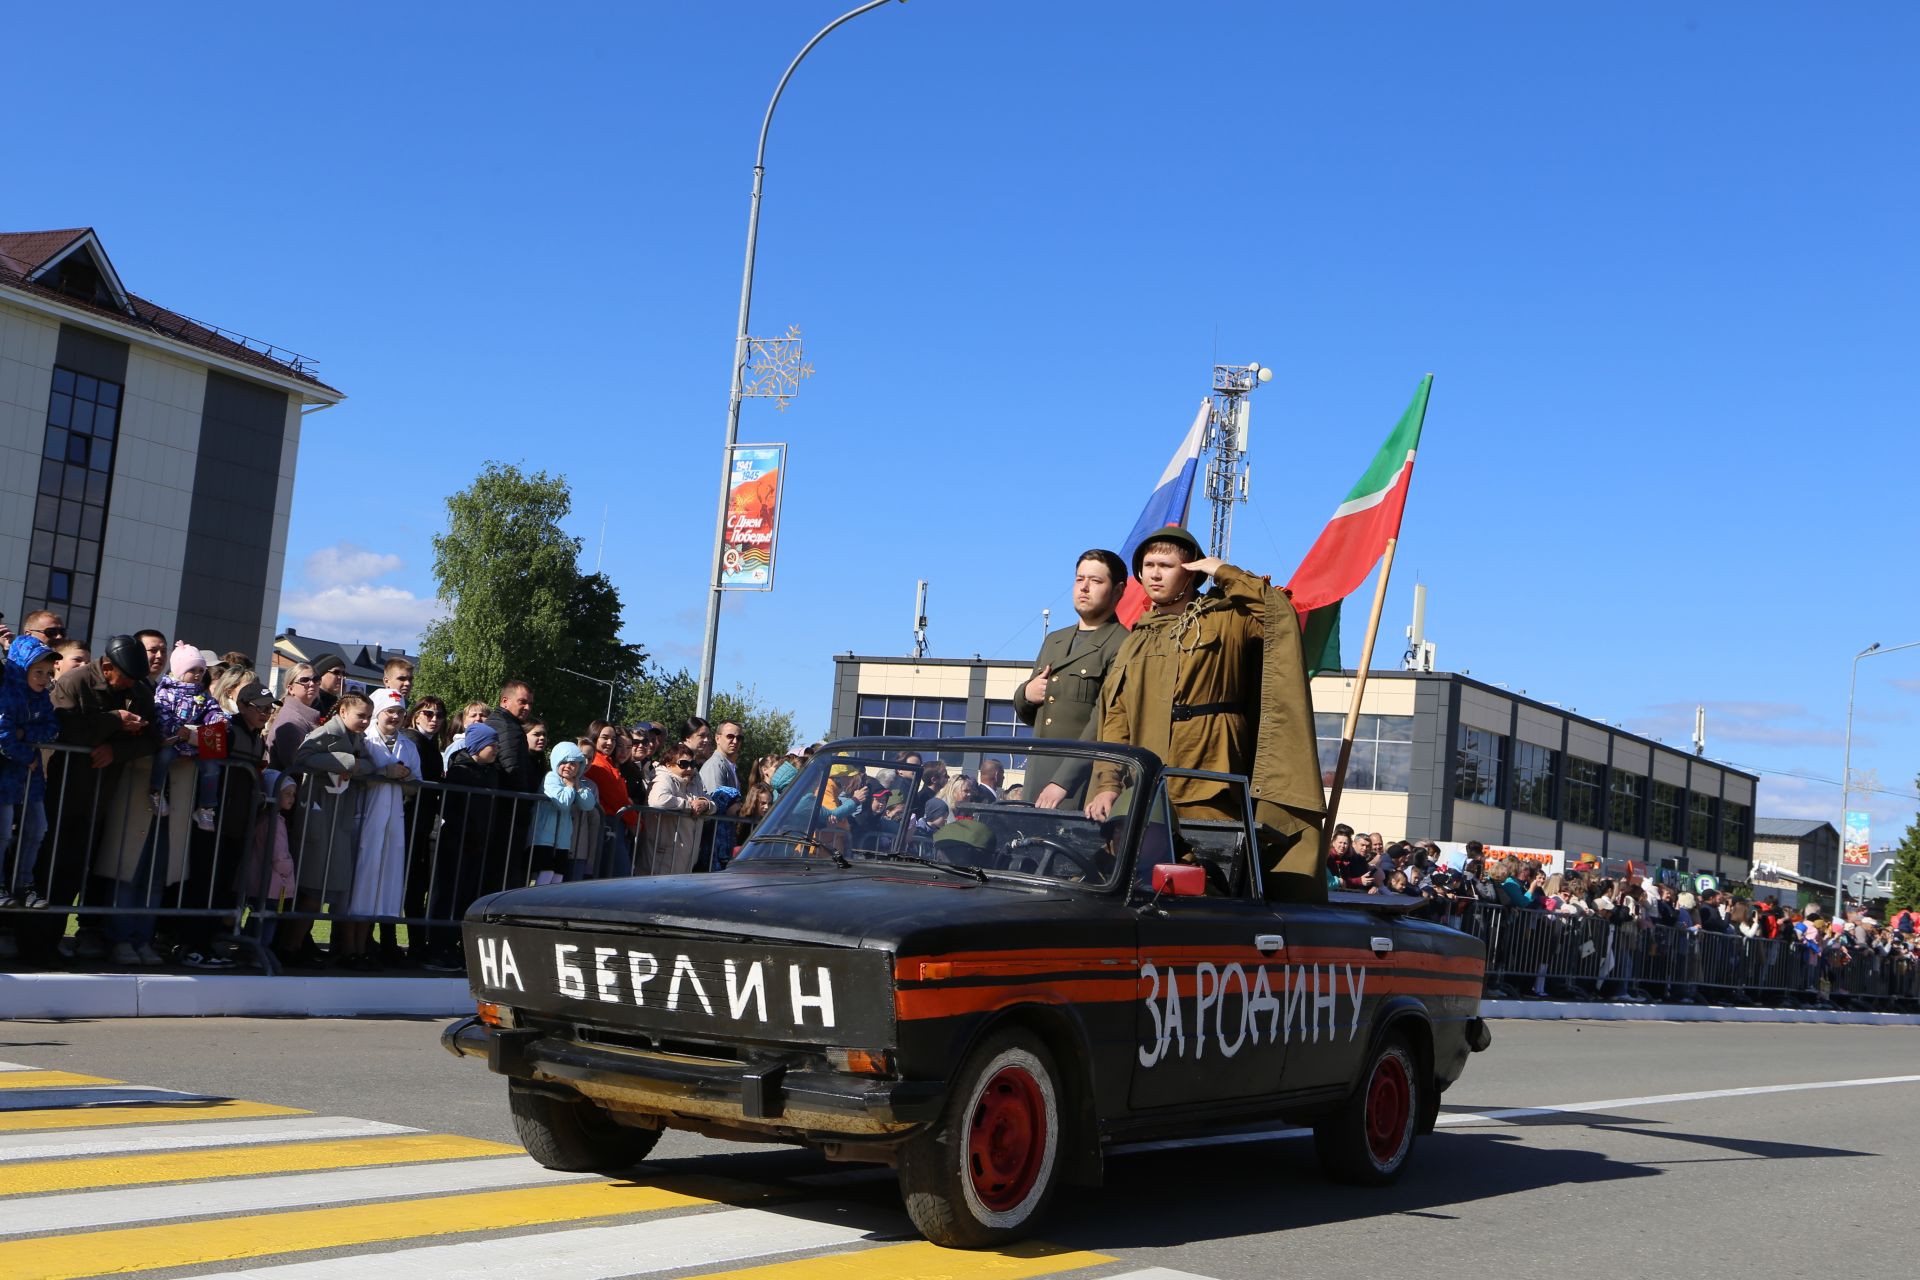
[
  {"xmin": 530, "ymin": 740, "xmax": 599, "ymax": 885},
  {"xmin": 0, "ymin": 641, "xmax": 62, "ymax": 912}
]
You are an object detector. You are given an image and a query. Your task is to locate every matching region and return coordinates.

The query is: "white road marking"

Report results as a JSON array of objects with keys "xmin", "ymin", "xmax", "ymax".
[
  {"xmin": 0, "ymin": 1116, "xmax": 417, "ymax": 1163},
  {"xmin": 1110, "ymin": 1074, "xmax": 1920, "ymax": 1154},
  {"xmin": 0, "ymin": 1156, "xmax": 587, "ymax": 1237},
  {"xmin": 0, "ymin": 1064, "xmax": 33, "ymax": 1073},
  {"xmin": 1102, "ymin": 1270, "xmax": 1227, "ymax": 1280},
  {"xmin": 0, "ymin": 1084, "xmax": 217, "ymax": 1111},
  {"xmin": 193, "ymin": 1206, "xmax": 874, "ymax": 1279}
]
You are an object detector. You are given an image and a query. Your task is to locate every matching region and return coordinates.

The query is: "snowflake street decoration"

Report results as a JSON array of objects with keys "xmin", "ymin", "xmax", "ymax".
[{"xmin": 742, "ymin": 325, "xmax": 814, "ymax": 411}]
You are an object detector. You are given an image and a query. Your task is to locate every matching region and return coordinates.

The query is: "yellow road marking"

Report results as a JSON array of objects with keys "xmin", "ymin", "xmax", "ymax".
[
  {"xmin": 0, "ymin": 1132, "xmax": 520, "ymax": 1196},
  {"xmin": 682, "ymin": 1240, "xmax": 1116, "ymax": 1280},
  {"xmin": 3, "ymin": 1179, "xmax": 713, "ymax": 1279},
  {"xmin": 0, "ymin": 1072, "xmax": 123, "ymax": 1090},
  {"xmin": 0, "ymin": 1100, "xmax": 304, "ymax": 1133}
]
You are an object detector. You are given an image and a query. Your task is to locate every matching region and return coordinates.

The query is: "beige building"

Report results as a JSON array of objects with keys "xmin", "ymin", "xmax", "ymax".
[{"xmin": 830, "ymin": 656, "xmax": 1757, "ymax": 877}]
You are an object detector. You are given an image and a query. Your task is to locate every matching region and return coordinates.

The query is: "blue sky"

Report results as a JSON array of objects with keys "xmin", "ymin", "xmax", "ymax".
[{"xmin": 9, "ymin": 2, "xmax": 1916, "ymax": 848}]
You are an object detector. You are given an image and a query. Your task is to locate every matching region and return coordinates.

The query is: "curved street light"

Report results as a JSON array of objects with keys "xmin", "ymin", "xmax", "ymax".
[{"xmin": 696, "ymin": 0, "xmax": 905, "ymax": 714}]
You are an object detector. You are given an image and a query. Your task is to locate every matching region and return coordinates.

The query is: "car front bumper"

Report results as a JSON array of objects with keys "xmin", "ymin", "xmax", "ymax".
[{"xmin": 442, "ymin": 1016, "xmax": 945, "ymax": 1137}]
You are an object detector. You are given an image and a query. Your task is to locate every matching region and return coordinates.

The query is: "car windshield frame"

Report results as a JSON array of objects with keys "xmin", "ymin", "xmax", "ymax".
[{"xmin": 730, "ymin": 737, "xmax": 1154, "ymax": 892}]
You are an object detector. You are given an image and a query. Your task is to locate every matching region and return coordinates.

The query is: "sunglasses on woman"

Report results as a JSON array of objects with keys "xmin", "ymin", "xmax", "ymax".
[{"xmin": 673, "ymin": 759, "xmax": 696, "ymax": 769}]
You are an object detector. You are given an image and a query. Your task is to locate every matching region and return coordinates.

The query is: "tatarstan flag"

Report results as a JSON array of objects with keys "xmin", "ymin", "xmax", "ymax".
[{"xmin": 1288, "ymin": 375, "xmax": 1432, "ymax": 674}]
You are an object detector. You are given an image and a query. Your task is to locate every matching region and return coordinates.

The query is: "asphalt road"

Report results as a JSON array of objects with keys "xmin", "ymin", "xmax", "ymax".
[{"xmin": 4, "ymin": 1016, "xmax": 1916, "ymax": 1278}]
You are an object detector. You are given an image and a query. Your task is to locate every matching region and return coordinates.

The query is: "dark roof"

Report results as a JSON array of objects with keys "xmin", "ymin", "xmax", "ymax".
[
  {"xmin": 0, "ymin": 228, "xmax": 341, "ymax": 398},
  {"xmin": 1754, "ymin": 818, "xmax": 1835, "ymax": 840},
  {"xmin": 276, "ymin": 630, "xmax": 408, "ymax": 684}
]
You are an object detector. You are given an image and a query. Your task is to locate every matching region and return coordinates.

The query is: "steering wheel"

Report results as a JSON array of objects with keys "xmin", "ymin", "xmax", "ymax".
[{"xmin": 1006, "ymin": 835, "xmax": 1101, "ymax": 881}]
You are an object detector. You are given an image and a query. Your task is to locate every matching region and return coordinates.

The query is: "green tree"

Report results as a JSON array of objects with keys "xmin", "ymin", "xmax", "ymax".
[
  {"xmin": 623, "ymin": 665, "xmax": 801, "ymax": 774},
  {"xmin": 416, "ymin": 462, "xmax": 648, "ymax": 738},
  {"xmin": 1890, "ymin": 778, "xmax": 1920, "ymax": 914}
]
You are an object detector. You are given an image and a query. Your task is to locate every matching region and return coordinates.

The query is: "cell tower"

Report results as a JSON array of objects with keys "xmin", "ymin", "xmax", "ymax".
[{"xmin": 1202, "ymin": 362, "xmax": 1272, "ymax": 558}]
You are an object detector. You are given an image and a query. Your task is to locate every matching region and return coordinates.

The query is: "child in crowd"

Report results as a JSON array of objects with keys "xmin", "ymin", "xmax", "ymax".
[
  {"xmin": 150, "ymin": 642, "xmax": 226, "ymax": 831},
  {"xmin": 531, "ymin": 741, "xmax": 598, "ymax": 885},
  {"xmin": 0, "ymin": 645, "xmax": 61, "ymax": 910}
]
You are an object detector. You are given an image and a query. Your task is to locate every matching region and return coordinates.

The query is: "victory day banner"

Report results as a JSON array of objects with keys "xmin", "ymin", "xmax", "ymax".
[
  {"xmin": 1843, "ymin": 809, "xmax": 1871, "ymax": 866},
  {"xmin": 719, "ymin": 443, "xmax": 785, "ymax": 590}
]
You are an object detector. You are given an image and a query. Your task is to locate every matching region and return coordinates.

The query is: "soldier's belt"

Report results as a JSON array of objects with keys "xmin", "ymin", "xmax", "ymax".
[{"xmin": 1169, "ymin": 701, "xmax": 1241, "ymax": 722}]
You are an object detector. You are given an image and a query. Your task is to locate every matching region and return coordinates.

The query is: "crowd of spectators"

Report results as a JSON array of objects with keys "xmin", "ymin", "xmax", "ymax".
[
  {"xmin": 0, "ymin": 607, "xmax": 844, "ymax": 974},
  {"xmin": 1325, "ymin": 824, "xmax": 1918, "ymax": 1007}
]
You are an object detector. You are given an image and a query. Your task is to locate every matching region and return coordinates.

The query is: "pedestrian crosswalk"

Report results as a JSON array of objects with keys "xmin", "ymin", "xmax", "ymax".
[{"xmin": 0, "ymin": 1058, "xmax": 1216, "ymax": 1280}]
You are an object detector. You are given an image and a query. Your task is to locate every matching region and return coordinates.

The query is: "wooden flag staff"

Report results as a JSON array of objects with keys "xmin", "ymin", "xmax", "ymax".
[{"xmin": 1322, "ymin": 537, "xmax": 1399, "ymax": 839}]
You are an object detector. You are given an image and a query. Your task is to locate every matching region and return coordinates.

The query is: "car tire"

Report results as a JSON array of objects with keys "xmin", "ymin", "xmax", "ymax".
[
  {"xmin": 1313, "ymin": 1033, "xmax": 1419, "ymax": 1185},
  {"xmin": 898, "ymin": 1028, "xmax": 1064, "ymax": 1248},
  {"xmin": 508, "ymin": 1081, "xmax": 661, "ymax": 1172}
]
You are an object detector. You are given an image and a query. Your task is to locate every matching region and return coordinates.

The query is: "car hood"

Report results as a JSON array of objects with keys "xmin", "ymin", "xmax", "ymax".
[{"xmin": 470, "ymin": 863, "xmax": 1129, "ymax": 953}]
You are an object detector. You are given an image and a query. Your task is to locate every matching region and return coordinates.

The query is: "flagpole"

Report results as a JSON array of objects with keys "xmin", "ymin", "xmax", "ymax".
[{"xmin": 1323, "ymin": 537, "xmax": 1399, "ymax": 839}]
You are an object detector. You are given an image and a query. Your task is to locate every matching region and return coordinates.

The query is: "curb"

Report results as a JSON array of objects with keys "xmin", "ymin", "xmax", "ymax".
[
  {"xmin": 1482, "ymin": 998, "xmax": 1920, "ymax": 1027},
  {"xmin": 0, "ymin": 974, "xmax": 471, "ymax": 1019}
]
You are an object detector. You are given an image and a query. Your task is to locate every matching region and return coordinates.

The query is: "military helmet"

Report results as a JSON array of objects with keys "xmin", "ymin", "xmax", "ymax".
[{"xmin": 1130, "ymin": 525, "xmax": 1206, "ymax": 579}]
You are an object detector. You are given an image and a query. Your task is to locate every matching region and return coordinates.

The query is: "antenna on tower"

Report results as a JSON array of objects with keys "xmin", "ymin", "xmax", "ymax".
[
  {"xmin": 1403, "ymin": 582, "xmax": 1436, "ymax": 672},
  {"xmin": 912, "ymin": 580, "xmax": 930, "ymax": 660},
  {"xmin": 1203, "ymin": 361, "xmax": 1272, "ymax": 557},
  {"xmin": 1693, "ymin": 705, "xmax": 1706, "ymax": 757},
  {"xmin": 594, "ymin": 503, "xmax": 608, "ymax": 573}
]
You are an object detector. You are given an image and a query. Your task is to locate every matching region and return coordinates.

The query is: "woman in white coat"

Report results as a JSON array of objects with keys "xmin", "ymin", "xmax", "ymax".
[
  {"xmin": 342, "ymin": 689, "xmax": 416, "ymax": 969},
  {"xmin": 645, "ymin": 748, "xmax": 712, "ymax": 875}
]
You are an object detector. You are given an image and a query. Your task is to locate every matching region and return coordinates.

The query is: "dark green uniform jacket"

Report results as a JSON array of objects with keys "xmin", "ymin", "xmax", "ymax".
[{"xmin": 1011, "ymin": 618, "xmax": 1127, "ymax": 802}]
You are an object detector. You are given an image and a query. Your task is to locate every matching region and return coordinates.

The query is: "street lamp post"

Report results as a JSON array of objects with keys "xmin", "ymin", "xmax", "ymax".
[
  {"xmin": 1836, "ymin": 638, "xmax": 1920, "ymax": 918},
  {"xmin": 695, "ymin": 0, "xmax": 903, "ymax": 716},
  {"xmin": 558, "ymin": 666, "xmax": 616, "ymax": 725}
]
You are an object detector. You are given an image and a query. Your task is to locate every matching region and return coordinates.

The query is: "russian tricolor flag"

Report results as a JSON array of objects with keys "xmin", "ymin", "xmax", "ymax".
[{"xmin": 1115, "ymin": 399, "xmax": 1209, "ymax": 626}]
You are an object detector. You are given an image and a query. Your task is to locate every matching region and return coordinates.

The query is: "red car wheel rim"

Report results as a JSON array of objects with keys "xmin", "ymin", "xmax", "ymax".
[
  {"xmin": 1365, "ymin": 1052, "xmax": 1411, "ymax": 1166},
  {"xmin": 967, "ymin": 1065, "xmax": 1046, "ymax": 1211}
]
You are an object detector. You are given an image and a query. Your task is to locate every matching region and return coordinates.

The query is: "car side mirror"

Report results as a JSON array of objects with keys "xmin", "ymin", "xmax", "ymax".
[{"xmin": 1152, "ymin": 864, "xmax": 1206, "ymax": 897}]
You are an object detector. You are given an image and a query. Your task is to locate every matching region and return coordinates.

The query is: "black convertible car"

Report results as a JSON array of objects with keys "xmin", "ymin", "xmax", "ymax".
[{"xmin": 443, "ymin": 737, "xmax": 1490, "ymax": 1246}]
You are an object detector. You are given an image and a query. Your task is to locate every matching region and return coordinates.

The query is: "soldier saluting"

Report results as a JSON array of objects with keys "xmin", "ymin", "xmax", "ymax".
[
  {"xmin": 1012, "ymin": 549, "xmax": 1128, "ymax": 809},
  {"xmin": 1085, "ymin": 526, "xmax": 1327, "ymax": 898}
]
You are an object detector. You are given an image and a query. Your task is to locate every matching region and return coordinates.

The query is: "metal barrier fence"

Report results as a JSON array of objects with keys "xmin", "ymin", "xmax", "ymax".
[
  {"xmin": 1437, "ymin": 898, "xmax": 1920, "ymax": 1012},
  {"xmin": 0, "ymin": 742, "xmax": 739, "ymax": 972}
]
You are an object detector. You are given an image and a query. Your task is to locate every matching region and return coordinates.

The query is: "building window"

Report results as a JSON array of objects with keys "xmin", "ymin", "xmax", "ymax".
[
  {"xmin": 1720, "ymin": 801, "xmax": 1750, "ymax": 857},
  {"xmin": 1564, "ymin": 757, "xmax": 1603, "ymax": 828},
  {"xmin": 981, "ymin": 699, "xmax": 1033, "ymax": 770},
  {"xmin": 1651, "ymin": 781, "xmax": 1682, "ymax": 843},
  {"xmin": 25, "ymin": 367, "xmax": 120, "ymax": 643},
  {"xmin": 1511, "ymin": 741, "xmax": 1559, "ymax": 818},
  {"xmin": 1452, "ymin": 725, "xmax": 1506, "ymax": 807},
  {"xmin": 856, "ymin": 695, "xmax": 968, "ymax": 764},
  {"xmin": 1687, "ymin": 791, "xmax": 1717, "ymax": 850},
  {"xmin": 1608, "ymin": 770, "xmax": 1645, "ymax": 837},
  {"xmin": 1315, "ymin": 713, "xmax": 1412, "ymax": 792}
]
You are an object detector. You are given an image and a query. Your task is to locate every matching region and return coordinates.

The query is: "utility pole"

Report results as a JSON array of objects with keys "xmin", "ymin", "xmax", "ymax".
[{"xmin": 1202, "ymin": 362, "xmax": 1271, "ymax": 558}]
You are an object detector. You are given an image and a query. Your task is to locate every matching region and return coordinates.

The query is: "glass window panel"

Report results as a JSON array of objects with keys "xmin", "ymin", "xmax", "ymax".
[
  {"xmin": 1346, "ymin": 748, "xmax": 1377, "ymax": 792},
  {"xmin": 51, "ymin": 368, "xmax": 74, "ymax": 394},
  {"xmin": 885, "ymin": 698, "xmax": 914, "ymax": 718},
  {"xmin": 23, "ymin": 565, "xmax": 48, "ymax": 600},
  {"xmin": 56, "ymin": 501, "xmax": 80, "ymax": 537},
  {"xmin": 1355, "ymin": 714, "xmax": 1379, "ymax": 740},
  {"xmin": 913, "ymin": 699, "xmax": 941, "ymax": 719},
  {"xmin": 33, "ymin": 494, "xmax": 59, "ymax": 531},
  {"xmin": 89, "ymin": 438, "xmax": 112, "ymax": 471},
  {"xmin": 856, "ymin": 718, "xmax": 883, "ymax": 737},
  {"xmin": 43, "ymin": 427, "xmax": 68, "ymax": 460},
  {"xmin": 28, "ymin": 528, "xmax": 53, "ymax": 564},
  {"xmin": 92, "ymin": 406, "xmax": 114, "ymax": 440},
  {"xmin": 1314, "ymin": 712, "xmax": 1345, "ymax": 740},
  {"xmin": 942, "ymin": 699, "xmax": 967, "ymax": 720},
  {"xmin": 73, "ymin": 572, "xmax": 94, "ymax": 603},
  {"xmin": 79, "ymin": 504, "xmax": 102, "ymax": 541},
  {"xmin": 47, "ymin": 393, "xmax": 71, "ymax": 428},
  {"xmin": 939, "ymin": 722, "xmax": 966, "ymax": 737},
  {"xmin": 48, "ymin": 570, "xmax": 71, "ymax": 601},
  {"xmin": 95, "ymin": 381, "xmax": 119, "ymax": 408},
  {"xmin": 1377, "ymin": 715, "xmax": 1413, "ymax": 742},
  {"xmin": 85, "ymin": 471, "xmax": 107, "ymax": 504},
  {"xmin": 1373, "ymin": 741, "xmax": 1412, "ymax": 792},
  {"xmin": 76, "ymin": 538, "xmax": 99, "ymax": 570},
  {"xmin": 66, "ymin": 606, "xmax": 89, "ymax": 641},
  {"xmin": 68, "ymin": 401, "xmax": 93, "ymax": 435},
  {"xmin": 62, "ymin": 465, "xmax": 85, "ymax": 502},
  {"xmin": 1316, "ymin": 737, "xmax": 1341, "ymax": 787},
  {"xmin": 52, "ymin": 534, "xmax": 77, "ymax": 570},
  {"xmin": 39, "ymin": 458, "xmax": 63, "ymax": 493},
  {"xmin": 66, "ymin": 435, "xmax": 89, "ymax": 465},
  {"xmin": 857, "ymin": 696, "xmax": 884, "ymax": 717},
  {"xmin": 75, "ymin": 375, "xmax": 97, "ymax": 401}
]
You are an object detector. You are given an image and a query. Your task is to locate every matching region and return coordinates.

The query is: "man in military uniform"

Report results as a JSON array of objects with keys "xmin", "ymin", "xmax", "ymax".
[
  {"xmin": 1086, "ymin": 527, "xmax": 1327, "ymax": 900},
  {"xmin": 1012, "ymin": 549, "xmax": 1129, "ymax": 809}
]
